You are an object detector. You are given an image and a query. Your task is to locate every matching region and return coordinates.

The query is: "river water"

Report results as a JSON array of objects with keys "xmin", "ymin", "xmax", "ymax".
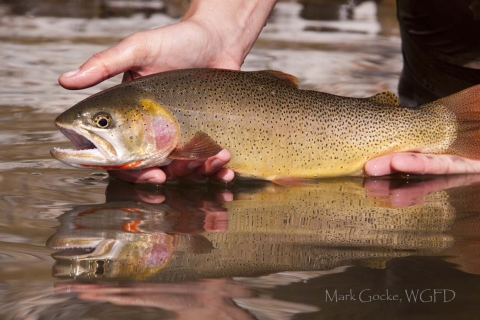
[{"xmin": 1, "ymin": 1, "xmax": 480, "ymax": 319}]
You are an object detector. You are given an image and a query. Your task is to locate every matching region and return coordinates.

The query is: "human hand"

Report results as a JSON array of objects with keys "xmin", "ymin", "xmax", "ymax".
[
  {"xmin": 58, "ymin": 0, "xmax": 277, "ymax": 184},
  {"xmin": 365, "ymin": 153, "xmax": 480, "ymax": 176},
  {"xmin": 107, "ymin": 149, "xmax": 234, "ymax": 184}
]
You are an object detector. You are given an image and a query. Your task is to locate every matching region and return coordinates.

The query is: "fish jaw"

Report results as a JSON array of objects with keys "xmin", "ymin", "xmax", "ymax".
[
  {"xmin": 47, "ymin": 234, "xmax": 105, "ymax": 251},
  {"xmin": 46, "ymin": 232, "xmax": 115, "ymax": 261},
  {"xmin": 51, "ymin": 95, "xmax": 181, "ymax": 170},
  {"xmin": 51, "ymin": 122, "xmax": 120, "ymax": 168},
  {"xmin": 50, "ymin": 120, "xmax": 166, "ymax": 170},
  {"xmin": 50, "ymin": 233, "xmax": 175, "ymax": 263},
  {"xmin": 51, "ymin": 235, "xmax": 176, "ymax": 279},
  {"xmin": 50, "ymin": 239, "xmax": 116, "ymax": 260},
  {"xmin": 47, "ymin": 231, "xmax": 133, "ymax": 261}
]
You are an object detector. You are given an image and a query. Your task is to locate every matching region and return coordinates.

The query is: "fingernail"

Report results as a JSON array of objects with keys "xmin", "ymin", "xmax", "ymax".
[
  {"xmin": 62, "ymin": 69, "xmax": 80, "ymax": 78},
  {"xmin": 187, "ymin": 161, "xmax": 203, "ymax": 170}
]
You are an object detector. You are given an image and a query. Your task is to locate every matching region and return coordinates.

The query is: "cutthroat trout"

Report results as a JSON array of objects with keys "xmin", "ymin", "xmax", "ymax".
[{"xmin": 51, "ymin": 68, "xmax": 480, "ymax": 180}]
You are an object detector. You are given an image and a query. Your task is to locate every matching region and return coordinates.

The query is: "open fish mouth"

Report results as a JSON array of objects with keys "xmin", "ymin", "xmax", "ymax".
[
  {"xmin": 58, "ymin": 127, "xmax": 97, "ymax": 151},
  {"xmin": 51, "ymin": 239, "xmax": 117, "ymax": 260},
  {"xmin": 50, "ymin": 125, "xmax": 118, "ymax": 167},
  {"xmin": 53, "ymin": 246, "xmax": 96, "ymax": 257}
]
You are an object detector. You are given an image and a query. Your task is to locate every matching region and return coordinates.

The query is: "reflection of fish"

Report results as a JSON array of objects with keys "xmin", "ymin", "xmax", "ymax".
[
  {"xmin": 46, "ymin": 202, "xmax": 212, "ymax": 280},
  {"xmin": 159, "ymin": 178, "xmax": 458, "ymax": 280},
  {"xmin": 47, "ymin": 176, "xmax": 472, "ymax": 281},
  {"xmin": 51, "ymin": 68, "xmax": 480, "ymax": 180},
  {"xmin": 50, "ymin": 233, "xmax": 175, "ymax": 280}
]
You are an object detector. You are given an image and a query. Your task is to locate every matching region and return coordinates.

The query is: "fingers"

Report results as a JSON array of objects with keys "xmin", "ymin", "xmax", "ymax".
[
  {"xmin": 163, "ymin": 149, "xmax": 234, "ymax": 182},
  {"xmin": 108, "ymin": 150, "xmax": 233, "ymax": 184},
  {"xmin": 58, "ymin": 34, "xmax": 148, "ymax": 89},
  {"xmin": 58, "ymin": 20, "xmax": 245, "ymax": 90},
  {"xmin": 364, "ymin": 154, "xmax": 398, "ymax": 176},
  {"xmin": 210, "ymin": 168, "xmax": 235, "ymax": 182},
  {"xmin": 122, "ymin": 70, "xmax": 140, "ymax": 83},
  {"xmin": 390, "ymin": 153, "xmax": 435, "ymax": 174},
  {"xmin": 365, "ymin": 153, "xmax": 480, "ymax": 176},
  {"xmin": 108, "ymin": 167, "xmax": 167, "ymax": 184},
  {"xmin": 364, "ymin": 177, "xmax": 445, "ymax": 207},
  {"xmin": 203, "ymin": 211, "xmax": 229, "ymax": 232},
  {"xmin": 197, "ymin": 149, "xmax": 231, "ymax": 175},
  {"xmin": 365, "ymin": 153, "xmax": 442, "ymax": 176}
]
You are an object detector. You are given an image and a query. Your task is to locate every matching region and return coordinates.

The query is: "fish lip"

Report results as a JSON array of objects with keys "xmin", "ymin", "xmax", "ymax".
[
  {"xmin": 51, "ymin": 239, "xmax": 116, "ymax": 260},
  {"xmin": 46, "ymin": 236, "xmax": 103, "ymax": 251},
  {"xmin": 59, "ymin": 127, "xmax": 95, "ymax": 150},
  {"xmin": 52, "ymin": 122, "xmax": 118, "ymax": 161}
]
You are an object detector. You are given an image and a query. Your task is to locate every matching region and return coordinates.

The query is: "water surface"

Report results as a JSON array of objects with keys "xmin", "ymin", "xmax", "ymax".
[{"xmin": 1, "ymin": 1, "xmax": 480, "ymax": 319}]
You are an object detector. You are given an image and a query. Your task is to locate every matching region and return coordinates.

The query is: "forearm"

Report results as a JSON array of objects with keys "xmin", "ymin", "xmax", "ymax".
[{"xmin": 183, "ymin": 0, "xmax": 278, "ymax": 65}]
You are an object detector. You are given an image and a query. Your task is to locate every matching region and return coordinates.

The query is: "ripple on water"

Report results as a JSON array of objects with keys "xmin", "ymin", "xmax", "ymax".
[{"xmin": 3, "ymin": 2, "xmax": 480, "ymax": 318}]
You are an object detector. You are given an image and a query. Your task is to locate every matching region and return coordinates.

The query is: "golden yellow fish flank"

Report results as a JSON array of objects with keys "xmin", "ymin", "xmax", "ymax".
[{"xmin": 51, "ymin": 68, "xmax": 480, "ymax": 180}]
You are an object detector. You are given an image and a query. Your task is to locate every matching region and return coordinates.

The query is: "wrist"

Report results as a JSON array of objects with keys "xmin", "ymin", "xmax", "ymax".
[{"xmin": 182, "ymin": 0, "xmax": 277, "ymax": 66}]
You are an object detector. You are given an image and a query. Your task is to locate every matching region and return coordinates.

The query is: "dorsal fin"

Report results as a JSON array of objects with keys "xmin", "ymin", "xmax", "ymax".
[
  {"xmin": 262, "ymin": 70, "xmax": 299, "ymax": 87},
  {"xmin": 168, "ymin": 131, "xmax": 222, "ymax": 160},
  {"xmin": 367, "ymin": 91, "xmax": 399, "ymax": 107}
]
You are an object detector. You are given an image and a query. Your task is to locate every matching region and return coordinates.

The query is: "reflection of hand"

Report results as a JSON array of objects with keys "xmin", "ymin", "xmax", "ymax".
[
  {"xmin": 365, "ymin": 153, "xmax": 480, "ymax": 176},
  {"xmin": 364, "ymin": 174, "xmax": 480, "ymax": 207},
  {"xmin": 58, "ymin": 0, "xmax": 277, "ymax": 184},
  {"xmin": 105, "ymin": 179, "xmax": 231, "ymax": 232},
  {"xmin": 55, "ymin": 279, "xmax": 254, "ymax": 320}
]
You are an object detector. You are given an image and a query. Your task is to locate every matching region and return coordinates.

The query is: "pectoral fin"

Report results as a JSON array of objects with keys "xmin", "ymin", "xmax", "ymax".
[
  {"xmin": 175, "ymin": 234, "xmax": 214, "ymax": 254},
  {"xmin": 168, "ymin": 131, "xmax": 223, "ymax": 160}
]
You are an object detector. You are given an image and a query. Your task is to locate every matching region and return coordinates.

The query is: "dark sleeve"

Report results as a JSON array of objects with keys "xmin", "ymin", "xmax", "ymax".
[{"xmin": 397, "ymin": 0, "xmax": 480, "ymax": 106}]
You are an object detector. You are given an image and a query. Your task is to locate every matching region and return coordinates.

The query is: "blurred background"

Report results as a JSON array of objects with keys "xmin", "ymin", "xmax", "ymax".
[
  {"xmin": 4, "ymin": 3, "xmax": 480, "ymax": 320},
  {"xmin": 0, "ymin": 0, "xmax": 401, "ymax": 112}
]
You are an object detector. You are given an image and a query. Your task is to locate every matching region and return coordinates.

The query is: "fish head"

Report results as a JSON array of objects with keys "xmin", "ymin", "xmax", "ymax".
[
  {"xmin": 50, "ymin": 85, "xmax": 180, "ymax": 170},
  {"xmin": 49, "ymin": 233, "xmax": 176, "ymax": 280}
]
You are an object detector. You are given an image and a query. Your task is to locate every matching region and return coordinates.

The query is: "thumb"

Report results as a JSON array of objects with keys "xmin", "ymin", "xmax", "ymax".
[{"xmin": 58, "ymin": 36, "xmax": 144, "ymax": 90}]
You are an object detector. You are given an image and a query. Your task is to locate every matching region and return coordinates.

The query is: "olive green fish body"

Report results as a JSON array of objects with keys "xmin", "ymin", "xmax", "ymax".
[
  {"xmin": 128, "ymin": 69, "xmax": 458, "ymax": 179},
  {"xmin": 51, "ymin": 69, "xmax": 480, "ymax": 180}
]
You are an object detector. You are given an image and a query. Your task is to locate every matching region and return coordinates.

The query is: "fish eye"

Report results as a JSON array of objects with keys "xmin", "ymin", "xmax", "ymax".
[{"xmin": 92, "ymin": 112, "xmax": 111, "ymax": 128}]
